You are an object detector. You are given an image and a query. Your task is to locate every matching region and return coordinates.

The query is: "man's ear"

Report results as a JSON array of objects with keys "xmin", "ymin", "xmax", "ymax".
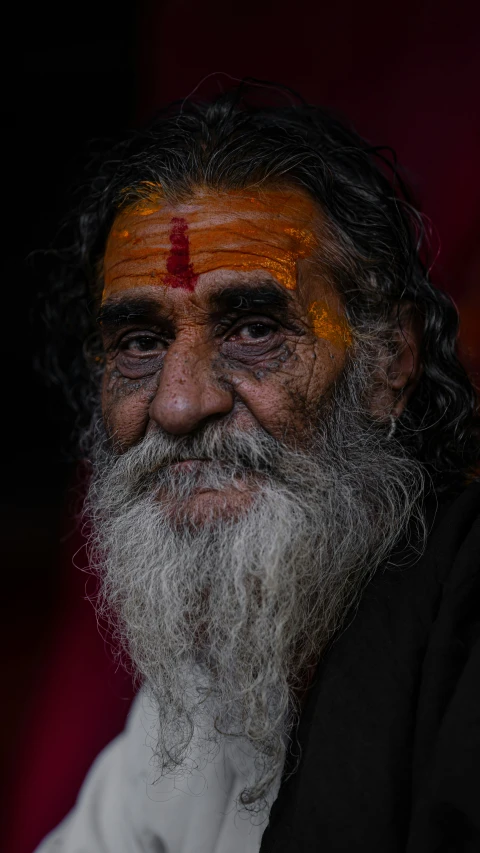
[{"xmin": 370, "ymin": 303, "xmax": 424, "ymax": 420}]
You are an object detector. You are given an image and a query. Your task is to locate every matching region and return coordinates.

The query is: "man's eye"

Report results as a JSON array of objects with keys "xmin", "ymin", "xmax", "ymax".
[
  {"xmin": 235, "ymin": 323, "xmax": 275, "ymax": 340},
  {"xmin": 123, "ymin": 335, "xmax": 163, "ymax": 353}
]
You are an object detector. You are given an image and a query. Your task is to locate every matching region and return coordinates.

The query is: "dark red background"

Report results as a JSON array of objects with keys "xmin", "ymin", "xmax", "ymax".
[{"xmin": 4, "ymin": 2, "xmax": 479, "ymax": 851}]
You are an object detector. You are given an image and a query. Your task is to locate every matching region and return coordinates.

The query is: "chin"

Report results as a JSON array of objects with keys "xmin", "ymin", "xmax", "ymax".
[{"xmin": 164, "ymin": 486, "xmax": 256, "ymax": 526}]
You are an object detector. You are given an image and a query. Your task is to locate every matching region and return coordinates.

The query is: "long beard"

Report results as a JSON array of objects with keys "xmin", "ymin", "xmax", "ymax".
[{"xmin": 85, "ymin": 369, "xmax": 426, "ymax": 811}]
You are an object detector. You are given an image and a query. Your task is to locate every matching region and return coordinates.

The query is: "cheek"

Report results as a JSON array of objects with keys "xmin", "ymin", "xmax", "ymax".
[
  {"xmin": 101, "ymin": 369, "xmax": 158, "ymax": 448},
  {"xmin": 239, "ymin": 382, "xmax": 303, "ymax": 440},
  {"xmin": 214, "ymin": 357, "xmax": 311, "ymax": 440},
  {"xmin": 220, "ymin": 341, "xmax": 346, "ymax": 439}
]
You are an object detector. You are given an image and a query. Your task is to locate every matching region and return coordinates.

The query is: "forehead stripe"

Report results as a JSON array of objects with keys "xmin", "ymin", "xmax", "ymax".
[
  {"xmin": 102, "ymin": 188, "xmax": 321, "ymax": 302},
  {"xmin": 164, "ymin": 217, "xmax": 198, "ymax": 291}
]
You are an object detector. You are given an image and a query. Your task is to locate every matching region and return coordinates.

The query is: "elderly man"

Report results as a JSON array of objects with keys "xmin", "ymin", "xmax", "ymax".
[{"xmin": 38, "ymin": 87, "xmax": 479, "ymax": 852}]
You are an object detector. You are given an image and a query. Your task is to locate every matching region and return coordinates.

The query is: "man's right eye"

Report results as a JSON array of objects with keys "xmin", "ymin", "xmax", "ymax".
[{"xmin": 122, "ymin": 335, "xmax": 164, "ymax": 353}]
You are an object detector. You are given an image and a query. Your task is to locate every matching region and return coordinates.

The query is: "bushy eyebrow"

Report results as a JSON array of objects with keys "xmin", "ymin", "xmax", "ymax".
[
  {"xmin": 97, "ymin": 282, "xmax": 294, "ymax": 334},
  {"xmin": 209, "ymin": 283, "xmax": 293, "ymax": 314},
  {"xmin": 97, "ymin": 297, "xmax": 163, "ymax": 330}
]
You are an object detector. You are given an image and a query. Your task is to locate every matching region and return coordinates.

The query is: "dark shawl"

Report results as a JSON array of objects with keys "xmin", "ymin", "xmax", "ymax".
[{"xmin": 260, "ymin": 481, "xmax": 480, "ymax": 853}]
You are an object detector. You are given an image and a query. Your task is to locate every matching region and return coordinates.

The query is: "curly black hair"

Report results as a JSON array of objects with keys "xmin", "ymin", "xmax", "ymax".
[{"xmin": 40, "ymin": 81, "xmax": 479, "ymax": 492}]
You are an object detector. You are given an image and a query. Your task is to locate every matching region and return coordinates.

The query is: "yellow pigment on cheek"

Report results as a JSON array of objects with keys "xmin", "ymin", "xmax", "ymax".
[{"xmin": 308, "ymin": 300, "xmax": 353, "ymax": 348}]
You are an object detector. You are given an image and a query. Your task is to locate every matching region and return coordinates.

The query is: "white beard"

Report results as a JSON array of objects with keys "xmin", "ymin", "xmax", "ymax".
[{"xmin": 85, "ymin": 370, "xmax": 426, "ymax": 811}]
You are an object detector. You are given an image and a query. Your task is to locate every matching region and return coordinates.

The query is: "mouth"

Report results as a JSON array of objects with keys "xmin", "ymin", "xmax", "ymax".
[
  {"xmin": 167, "ymin": 458, "xmax": 212, "ymax": 473},
  {"xmin": 154, "ymin": 458, "xmax": 262, "ymax": 517}
]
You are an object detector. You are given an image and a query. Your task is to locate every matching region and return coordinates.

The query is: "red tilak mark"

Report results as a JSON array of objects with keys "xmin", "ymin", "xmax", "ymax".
[{"xmin": 164, "ymin": 217, "xmax": 198, "ymax": 290}]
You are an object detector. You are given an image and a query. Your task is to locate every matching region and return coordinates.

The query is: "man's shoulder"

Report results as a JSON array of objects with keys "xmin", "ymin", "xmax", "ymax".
[
  {"xmin": 369, "ymin": 478, "xmax": 480, "ymax": 618},
  {"xmin": 260, "ymin": 481, "xmax": 480, "ymax": 853},
  {"xmin": 314, "ymin": 479, "xmax": 480, "ymax": 694},
  {"xmin": 428, "ymin": 478, "xmax": 480, "ymax": 578}
]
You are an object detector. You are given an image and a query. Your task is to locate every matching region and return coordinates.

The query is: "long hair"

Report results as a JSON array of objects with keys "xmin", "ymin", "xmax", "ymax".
[{"xmin": 40, "ymin": 82, "xmax": 479, "ymax": 491}]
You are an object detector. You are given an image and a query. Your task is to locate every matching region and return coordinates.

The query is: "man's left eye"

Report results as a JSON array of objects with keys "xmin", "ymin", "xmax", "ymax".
[{"xmin": 235, "ymin": 323, "xmax": 275, "ymax": 340}]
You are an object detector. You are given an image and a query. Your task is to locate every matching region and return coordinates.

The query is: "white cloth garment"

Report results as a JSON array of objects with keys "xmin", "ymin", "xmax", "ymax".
[{"xmin": 36, "ymin": 691, "xmax": 277, "ymax": 853}]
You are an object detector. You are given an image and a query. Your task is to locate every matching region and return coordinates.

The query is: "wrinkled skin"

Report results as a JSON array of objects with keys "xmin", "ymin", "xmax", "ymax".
[{"xmin": 100, "ymin": 187, "xmax": 421, "ymax": 520}]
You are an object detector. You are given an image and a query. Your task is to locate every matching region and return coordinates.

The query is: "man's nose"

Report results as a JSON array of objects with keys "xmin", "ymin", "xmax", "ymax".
[{"xmin": 149, "ymin": 341, "xmax": 234, "ymax": 435}]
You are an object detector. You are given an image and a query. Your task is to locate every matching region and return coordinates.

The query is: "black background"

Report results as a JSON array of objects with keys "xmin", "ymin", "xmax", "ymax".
[
  {"xmin": 2, "ymin": 0, "xmax": 136, "ymax": 829},
  {"xmin": 3, "ymin": 3, "xmax": 480, "ymax": 850}
]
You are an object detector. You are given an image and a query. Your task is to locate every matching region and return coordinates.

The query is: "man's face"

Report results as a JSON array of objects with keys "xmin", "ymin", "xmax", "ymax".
[
  {"xmin": 91, "ymin": 185, "xmax": 425, "ymax": 803},
  {"xmin": 100, "ymin": 185, "xmax": 352, "ymax": 521}
]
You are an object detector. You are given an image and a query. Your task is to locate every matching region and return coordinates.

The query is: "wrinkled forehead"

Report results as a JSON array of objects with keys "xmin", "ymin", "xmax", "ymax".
[{"xmin": 102, "ymin": 185, "xmax": 321, "ymax": 302}]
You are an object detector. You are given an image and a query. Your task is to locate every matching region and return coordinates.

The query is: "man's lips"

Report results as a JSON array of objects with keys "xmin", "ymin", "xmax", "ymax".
[
  {"xmin": 164, "ymin": 459, "xmax": 264, "ymax": 477},
  {"xmin": 154, "ymin": 458, "xmax": 264, "ymax": 505},
  {"xmin": 166, "ymin": 458, "xmax": 211, "ymax": 473}
]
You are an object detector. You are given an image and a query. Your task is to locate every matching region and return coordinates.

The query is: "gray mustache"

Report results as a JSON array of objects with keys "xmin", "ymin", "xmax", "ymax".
[{"xmin": 123, "ymin": 426, "xmax": 282, "ymax": 477}]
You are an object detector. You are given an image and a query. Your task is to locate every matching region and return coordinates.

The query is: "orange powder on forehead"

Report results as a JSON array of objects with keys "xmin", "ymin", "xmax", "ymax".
[
  {"xmin": 308, "ymin": 300, "xmax": 353, "ymax": 349},
  {"xmin": 102, "ymin": 187, "xmax": 319, "ymax": 301}
]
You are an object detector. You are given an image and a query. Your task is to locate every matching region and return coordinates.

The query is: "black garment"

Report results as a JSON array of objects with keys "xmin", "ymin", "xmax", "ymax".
[{"xmin": 260, "ymin": 481, "xmax": 480, "ymax": 853}]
